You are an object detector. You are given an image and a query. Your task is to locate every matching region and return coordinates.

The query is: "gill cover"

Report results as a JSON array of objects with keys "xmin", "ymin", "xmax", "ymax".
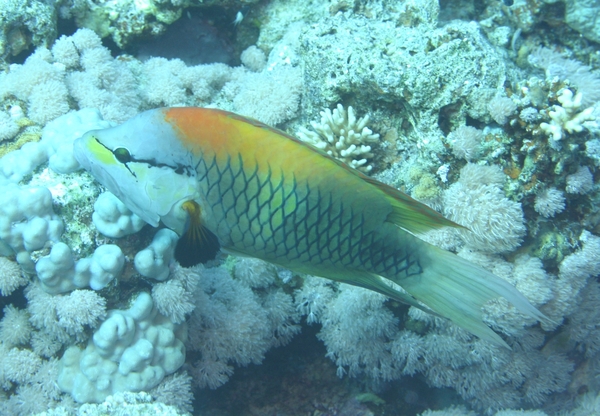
[{"xmin": 73, "ymin": 109, "xmax": 199, "ymax": 236}]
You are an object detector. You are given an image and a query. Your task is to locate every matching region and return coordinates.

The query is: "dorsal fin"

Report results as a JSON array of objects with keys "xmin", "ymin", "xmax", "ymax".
[
  {"xmin": 361, "ymin": 176, "xmax": 464, "ymax": 234},
  {"xmin": 227, "ymin": 111, "xmax": 461, "ymax": 234}
]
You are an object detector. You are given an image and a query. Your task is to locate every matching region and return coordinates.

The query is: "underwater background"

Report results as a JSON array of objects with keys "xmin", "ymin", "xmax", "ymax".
[{"xmin": 0, "ymin": 0, "xmax": 600, "ymax": 415}]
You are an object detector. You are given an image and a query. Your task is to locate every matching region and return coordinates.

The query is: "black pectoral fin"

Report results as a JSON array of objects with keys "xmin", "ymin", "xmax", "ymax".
[{"xmin": 175, "ymin": 224, "xmax": 221, "ymax": 267}]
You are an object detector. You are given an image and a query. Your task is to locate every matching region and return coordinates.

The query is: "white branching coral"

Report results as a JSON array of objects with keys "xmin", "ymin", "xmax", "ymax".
[
  {"xmin": 0, "ymin": 257, "xmax": 29, "ymax": 296},
  {"xmin": 443, "ymin": 164, "xmax": 526, "ymax": 253},
  {"xmin": 0, "ymin": 305, "xmax": 32, "ymax": 347},
  {"xmin": 528, "ymin": 46, "xmax": 600, "ymax": 107},
  {"xmin": 316, "ymin": 285, "xmax": 398, "ymax": 379},
  {"xmin": 151, "ymin": 263, "xmax": 199, "ymax": 324},
  {"xmin": 566, "ymin": 166, "xmax": 594, "ymax": 195},
  {"xmin": 297, "ymin": 104, "xmax": 380, "ymax": 172},
  {"xmin": 233, "ymin": 257, "xmax": 278, "ymax": 289},
  {"xmin": 540, "ymin": 89, "xmax": 597, "ymax": 147},
  {"xmin": 152, "ymin": 279, "xmax": 195, "ymax": 323},
  {"xmin": 55, "ymin": 289, "xmax": 107, "ymax": 336},
  {"xmin": 544, "ymin": 230, "xmax": 600, "ymax": 323},
  {"xmin": 25, "ymin": 283, "xmax": 78, "ymax": 348},
  {"xmin": 295, "ymin": 275, "xmax": 337, "ymax": 324},
  {"xmin": 487, "ymin": 96, "xmax": 517, "ymax": 125},
  {"xmin": 187, "ymin": 265, "xmax": 299, "ymax": 389},
  {"xmin": 2, "ymin": 348, "xmax": 42, "ymax": 384},
  {"xmin": 447, "ymin": 125, "xmax": 483, "ymax": 161},
  {"xmin": 534, "ymin": 187, "xmax": 566, "ymax": 218},
  {"xmin": 296, "ymin": 254, "xmax": 574, "ymax": 412},
  {"xmin": 149, "ymin": 371, "xmax": 194, "ymax": 414}
]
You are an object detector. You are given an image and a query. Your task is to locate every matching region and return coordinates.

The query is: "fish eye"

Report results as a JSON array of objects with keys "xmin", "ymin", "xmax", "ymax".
[{"xmin": 114, "ymin": 147, "xmax": 131, "ymax": 163}]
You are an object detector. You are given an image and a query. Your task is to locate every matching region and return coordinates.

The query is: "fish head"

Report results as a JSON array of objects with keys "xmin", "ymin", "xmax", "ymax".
[{"xmin": 73, "ymin": 109, "xmax": 200, "ymax": 236}]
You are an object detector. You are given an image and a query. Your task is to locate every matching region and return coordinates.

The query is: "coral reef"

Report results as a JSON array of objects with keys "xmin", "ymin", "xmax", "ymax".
[{"xmin": 0, "ymin": 0, "xmax": 598, "ymax": 415}]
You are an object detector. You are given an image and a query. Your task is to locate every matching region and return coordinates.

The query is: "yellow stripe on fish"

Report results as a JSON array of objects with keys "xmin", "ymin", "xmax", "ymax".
[{"xmin": 74, "ymin": 107, "xmax": 549, "ymax": 347}]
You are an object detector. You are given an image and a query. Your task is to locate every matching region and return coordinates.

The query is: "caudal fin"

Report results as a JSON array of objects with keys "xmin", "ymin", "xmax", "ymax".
[{"xmin": 398, "ymin": 244, "xmax": 549, "ymax": 348}]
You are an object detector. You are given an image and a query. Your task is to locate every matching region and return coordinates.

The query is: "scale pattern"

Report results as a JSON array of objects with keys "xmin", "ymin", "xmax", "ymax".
[{"xmin": 196, "ymin": 151, "xmax": 423, "ymax": 280}]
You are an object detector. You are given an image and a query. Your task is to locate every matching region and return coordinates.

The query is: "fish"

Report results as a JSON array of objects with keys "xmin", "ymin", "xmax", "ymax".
[{"xmin": 73, "ymin": 107, "xmax": 548, "ymax": 347}]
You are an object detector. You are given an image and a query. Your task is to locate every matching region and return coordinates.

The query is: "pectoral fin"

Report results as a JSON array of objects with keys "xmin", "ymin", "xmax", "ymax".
[{"xmin": 175, "ymin": 200, "xmax": 221, "ymax": 266}]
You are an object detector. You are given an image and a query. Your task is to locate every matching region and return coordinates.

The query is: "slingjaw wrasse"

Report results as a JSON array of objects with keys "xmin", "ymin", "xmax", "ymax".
[{"xmin": 74, "ymin": 107, "xmax": 549, "ymax": 347}]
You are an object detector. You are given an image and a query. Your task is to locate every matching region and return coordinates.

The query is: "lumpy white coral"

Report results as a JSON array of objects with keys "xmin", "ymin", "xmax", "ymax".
[{"xmin": 57, "ymin": 292, "xmax": 187, "ymax": 403}]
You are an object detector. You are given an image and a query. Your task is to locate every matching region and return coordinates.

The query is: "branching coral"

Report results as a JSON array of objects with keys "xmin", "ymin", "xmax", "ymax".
[
  {"xmin": 528, "ymin": 47, "xmax": 600, "ymax": 107},
  {"xmin": 0, "ymin": 305, "xmax": 32, "ymax": 347},
  {"xmin": 0, "ymin": 257, "xmax": 29, "ymax": 296},
  {"xmin": 540, "ymin": 89, "xmax": 596, "ymax": 147},
  {"xmin": 565, "ymin": 166, "xmax": 594, "ymax": 195},
  {"xmin": 297, "ymin": 104, "xmax": 380, "ymax": 172},
  {"xmin": 298, "ymin": 267, "xmax": 573, "ymax": 412},
  {"xmin": 54, "ymin": 290, "xmax": 107, "ymax": 337},
  {"xmin": 187, "ymin": 265, "xmax": 299, "ymax": 389},
  {"xmin": 25, "ymin": 283, "xmax": 106, "ymax": 345},
  {"xmin": 534, "ymin": 187, "xmax": 566, "ymax": 218},
  {"xmin": 152, "ymin": 265, "xmax": 199, "ymax": 324},
  {"xmin": 149, "ymin": 371, "xmax": 194, "ymax": 414},
  {"xmin": 233, "ymin": 257, "xmax": 278, "ymax": 288},
  {"xmin": 316, "ymin": 285, "xmax": 399, "ymax": 379},
  {"xmin": 443, "ymin": 164, "xmax": 526, "ymax": 253},
  {"xmin": 229, "ymin": 66, "xmax": 303, "ymax": 126},
  {"xmin": 447, "ymin": 125, "xmax": 484, "ymax": 161},
  {"xmin": 488, "ymin": 96, "xmax": 517, "ymax": 125},
  {"xmin": 0, "ymin": 4, "xmax": 598, "ymax": 415}
]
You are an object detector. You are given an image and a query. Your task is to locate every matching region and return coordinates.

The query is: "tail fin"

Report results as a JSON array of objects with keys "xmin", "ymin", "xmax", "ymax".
[{"xmin": 398, "ymin": 244, "xmax": 549, "ymax": 348}]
